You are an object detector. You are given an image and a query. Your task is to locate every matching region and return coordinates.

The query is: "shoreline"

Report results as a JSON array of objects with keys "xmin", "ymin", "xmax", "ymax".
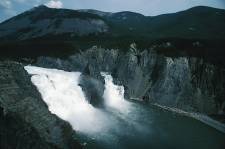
[{"xmin": 152, "ymin": 103, "xmax": 225, "ymax": 133}]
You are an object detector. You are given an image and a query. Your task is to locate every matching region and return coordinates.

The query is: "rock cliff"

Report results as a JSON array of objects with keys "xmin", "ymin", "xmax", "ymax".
[{"xmin": 35, "ymin": 45, "xmax": 225, "ymax": 115}]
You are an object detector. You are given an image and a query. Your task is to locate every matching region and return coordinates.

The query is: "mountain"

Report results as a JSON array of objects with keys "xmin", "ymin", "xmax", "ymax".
[
  {"xmin": 1, "ymin": 6, "xmax": 225, "ymax": 148},
  {"xmin": 104, "ymin": 6, "xmax": 225, "ymax": 39},
  {"xmin": 0, "ymin": 5, "xmax": 225, "ymax": 67},
  {"xmin": 0, "ymin": 5, "xmax": 225, "ymax": 40},
  {"xmin": 77, "ymin": 9, "xmax": 112, "ymax": 17},
  {"xmin": 0, "ymin": 5, "xmax": 108, "ymax": 40}
]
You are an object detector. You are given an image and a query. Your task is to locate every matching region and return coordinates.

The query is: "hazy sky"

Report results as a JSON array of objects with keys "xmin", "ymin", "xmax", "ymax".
[{"xmin": 1, "ymin": 0, "xmax": 225, "ymax": 22}]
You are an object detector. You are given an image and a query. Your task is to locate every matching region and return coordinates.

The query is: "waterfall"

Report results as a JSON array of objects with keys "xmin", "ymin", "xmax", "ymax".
[
  {"xmin": 24, "ymin": 66, "xmax": 132, "ymax": 138},
  {"xmin": 23, "ymin": 66, "xmax": 225, "ymax": 149},
  {"xmin": 101, "ymin": 72, "xmax": 130, "ymax": 113},
  {"xmin": 24, "ymin": 66, "xmax": 105, "ymax": 134}
]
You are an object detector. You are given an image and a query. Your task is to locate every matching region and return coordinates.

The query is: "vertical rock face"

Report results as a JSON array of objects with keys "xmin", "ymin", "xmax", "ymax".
[
  {"xmin": 189, "ymin": 59, "xmax": 225, "ymax": 114},
  {"xmin": 149, "ymin": 57, "xmax": 223, "ymax": 114},
  {"xmin": 36, "ymin": 46, "xmax": 225, "ymax": 115},
  {"xmin": 79, "ymin": 74, "xmax": 105, "ymax": 107},
  {"xmin": 0, "ymin": 61, "xmax": 81, "ymax": 149}
]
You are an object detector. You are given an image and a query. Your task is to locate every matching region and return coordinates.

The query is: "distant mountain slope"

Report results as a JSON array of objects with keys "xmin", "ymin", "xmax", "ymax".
[
  {"xmin": 0, "ymin": 5, "xmax": 224, "ymax": 40},
  {"xmin": 144, "ymin": 6, "xmax": 225, "ymax": 39},
  {"xmin": 0, "ymin": 5, "xmax": 108, "ymax": 40},
  {"xmin": 101, "ymin": 6, "xmax": 225, "ymax": 39}
]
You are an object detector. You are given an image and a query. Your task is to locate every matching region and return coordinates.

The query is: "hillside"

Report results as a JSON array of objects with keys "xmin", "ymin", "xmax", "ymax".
[{"xmin": 0, "ymin": 6, "xmax": 225, "ymax": 40}]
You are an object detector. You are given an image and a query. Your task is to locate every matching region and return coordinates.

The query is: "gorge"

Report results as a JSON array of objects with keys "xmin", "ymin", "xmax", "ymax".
[
  {"xmin": 0, "ymin": 4, "xmax": 225, "ymax": 149},
  {"xmin": 23, "ymin": 65, "xmax": 225, "ymax": 149}
]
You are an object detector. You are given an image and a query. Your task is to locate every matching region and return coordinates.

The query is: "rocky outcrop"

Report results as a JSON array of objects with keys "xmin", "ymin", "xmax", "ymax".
[
  {"xmin": 149, "ymin": 57, "xmax": 224, "ymax": 114},
  {"xmin": 35, "ymin": 45, "xmax": 225, "ymax": 115},
  {"xmin": 0, "ymin": 61, "xmax": 81, "ymax": 149},
  {"xmin": 79, "ymin": 73, "xmax": 105, "ymax": 107}
]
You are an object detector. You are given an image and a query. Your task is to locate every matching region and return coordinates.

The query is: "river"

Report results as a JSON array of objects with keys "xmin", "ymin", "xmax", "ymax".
[{"xmin": 25, "ymin": 66, "xmax": 225, "ymax": 149}]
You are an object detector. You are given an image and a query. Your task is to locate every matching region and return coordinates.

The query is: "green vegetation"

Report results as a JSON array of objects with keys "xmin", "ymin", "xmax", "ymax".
[{"xmin": 1, "ymin": 34, "xmax": 225, "ymax": 68}]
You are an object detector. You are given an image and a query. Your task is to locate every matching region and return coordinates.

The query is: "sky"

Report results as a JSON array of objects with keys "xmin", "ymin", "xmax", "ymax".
[{"xmin": 0, "ymin": 0, "xmax": 225, "ymax": 22}]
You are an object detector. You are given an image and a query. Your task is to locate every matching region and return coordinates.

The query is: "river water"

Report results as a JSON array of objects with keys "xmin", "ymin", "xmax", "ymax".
[{"xmin": 25, "ymin": 66, "xmax": 225, "ymax": 149}]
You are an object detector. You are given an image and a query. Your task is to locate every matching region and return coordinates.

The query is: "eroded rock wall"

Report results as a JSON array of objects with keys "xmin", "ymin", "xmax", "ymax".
[{"xmin": 35, "ymin": 46, "xmax": 225, "ymax": 115}]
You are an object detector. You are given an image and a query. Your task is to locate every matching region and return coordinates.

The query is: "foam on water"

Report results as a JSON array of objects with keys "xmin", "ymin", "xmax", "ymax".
[
  {"xmin": 24, "ymin": 66, "xmax": 135, "ymax": 143},
  {"xmin": 24, "ymin": 66, "xmax": 106, "ymax": 133}
]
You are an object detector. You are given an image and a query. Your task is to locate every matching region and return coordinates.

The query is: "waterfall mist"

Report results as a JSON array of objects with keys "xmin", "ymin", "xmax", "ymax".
[
  {"xmin": 24, "ymin": 66, "xmax": 135, "ymax": 137},
  {"xmin": 101, "ymin": 72, "xmax": 131, "ymax": 113},
  {"xmin": 24, "ymin": 66, "xmax": 107, "ymax": 134}
]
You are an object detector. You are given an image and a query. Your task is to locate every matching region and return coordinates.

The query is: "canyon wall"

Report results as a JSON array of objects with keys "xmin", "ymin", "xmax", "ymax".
[{"xmin": 35, "ymin": 45, "xmax": 225, "ymax": 115}]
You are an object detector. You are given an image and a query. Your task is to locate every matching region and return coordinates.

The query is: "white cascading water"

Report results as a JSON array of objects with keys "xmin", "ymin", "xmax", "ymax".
[
  {"xmin": 24, "ymin": 66, "xmax": 150, "ymax": 146},
  {"xmin": 101, "ymin": 72, "xmax": 130, "ymax": 113},
  {"xmin": 24, "ymin": 66, "xmax": 132, "ymax": 135},
  {"xmin": 24, "ymin": 66, "xmax": 106, "ymax": 134}
]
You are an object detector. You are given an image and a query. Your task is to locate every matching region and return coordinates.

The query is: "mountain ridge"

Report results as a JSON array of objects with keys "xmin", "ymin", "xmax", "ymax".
[
  {"xmin": 0, "ymin": 5, "xmax": 225, "ymax": 40},
  {"xmin": 2, "ymin": 5, "xmax": 224, "ymax": 23}
]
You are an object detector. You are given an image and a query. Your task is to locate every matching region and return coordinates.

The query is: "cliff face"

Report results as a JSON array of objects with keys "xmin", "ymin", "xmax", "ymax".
[
  {"xmin": 0, "ymin": 61, "xmax": 81, "ymax": 149},
  {"xmin": 35, "ymin": 46, "xmax": 225, "ymax": 115}
]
